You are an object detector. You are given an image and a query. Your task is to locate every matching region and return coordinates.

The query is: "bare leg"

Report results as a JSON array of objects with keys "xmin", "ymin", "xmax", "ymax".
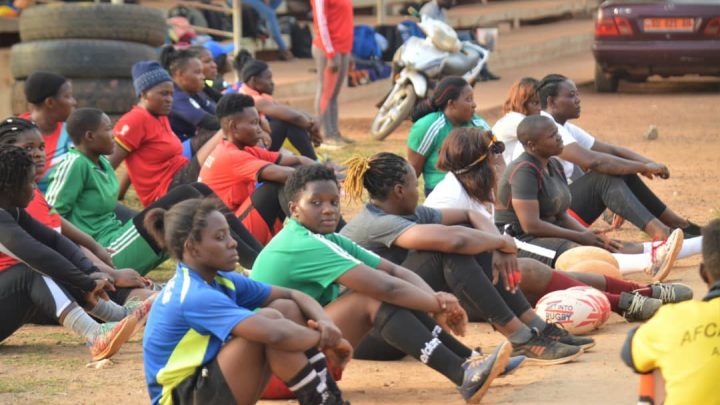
[
  {"xmin": 644, "ymin": 219, "xmax": 671, "ymax": 240},
  {"xmin": 324, "ymin": 292, "xmax": 380, "ymax": 347}
]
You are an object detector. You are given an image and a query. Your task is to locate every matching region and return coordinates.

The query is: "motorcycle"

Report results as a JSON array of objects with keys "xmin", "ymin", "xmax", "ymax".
[{"xmin": 370, "ymin": 11, "xmax": 488, "ymax": 141}]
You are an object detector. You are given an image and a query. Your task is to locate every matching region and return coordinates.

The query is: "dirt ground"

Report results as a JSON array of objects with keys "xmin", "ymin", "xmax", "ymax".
[{"xmin": 1, "ymin": 78, "xmax": 719, "ymax": 405}]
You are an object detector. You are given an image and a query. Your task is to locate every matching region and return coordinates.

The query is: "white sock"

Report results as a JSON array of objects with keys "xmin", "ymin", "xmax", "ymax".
[
  {"xmin": 87, "ymin": 299, "xmax": 127, "ymax": 322},
  {"xmin": 642, "ymin": 236, "xmax": 702, "ymax": 259},
  {"xmin": 62, "ymin": 306, "xmax": 100, "ymax": 341},
  {"xmin": 613, "ymin": 253, "xmax": 651, "ymax": 274}
]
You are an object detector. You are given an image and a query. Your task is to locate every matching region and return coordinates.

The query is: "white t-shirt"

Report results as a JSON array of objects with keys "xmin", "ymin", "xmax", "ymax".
[
  {"xmin": 492, "ymin": 111, "xmax": 526, "ymax": 165},
  {"xmin": 424, "ymin": 172, "xmax": 495, "ymax": 220},
  {"xmin": 540, "ymin": 111, "xmax": 595, "ymax": 181}
]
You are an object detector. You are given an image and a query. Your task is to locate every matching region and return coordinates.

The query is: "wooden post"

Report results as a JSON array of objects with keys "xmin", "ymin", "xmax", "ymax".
[
  {"xmin": 233, "ymin": 0, "xmax": 243, "ymax": 55},
  {"xmin": 376, "ymin": 0, "xmax": 385, "ymax": 25}
]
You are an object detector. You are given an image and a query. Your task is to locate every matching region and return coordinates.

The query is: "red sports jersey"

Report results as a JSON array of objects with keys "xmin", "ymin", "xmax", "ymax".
[
  {"xmin": 113, "ymin": 106, "xmax": 189, "ymax": 207},
  {"xmin": 310, "ymin": 0, "xmax": 354, "ymax": 58}
]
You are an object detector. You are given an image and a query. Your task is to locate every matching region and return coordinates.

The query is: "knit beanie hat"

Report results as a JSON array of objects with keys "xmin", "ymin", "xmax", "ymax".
[
  {"xmin": 24, "ymin": 72, "xmax": 67, "ymax": 104},
  {"xmin": 132, "ymin": 61, "xmax": 172, "ymax": 97}
]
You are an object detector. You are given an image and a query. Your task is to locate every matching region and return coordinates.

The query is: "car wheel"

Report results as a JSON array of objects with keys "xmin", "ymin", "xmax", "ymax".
[
  {"xmin": 594, "ymin": 64, "xmax": 619, "ymax": 93},
  {"xmin": 19, "ymin": 3, "xmax": 167, "ymax": 47},
  {"xmin": 12, "ymin": 79, "xmax": 137, "ymax": 115},
  {"xmin": 10, "ymin": 39, "xmax": 157, "ymax": 80}
]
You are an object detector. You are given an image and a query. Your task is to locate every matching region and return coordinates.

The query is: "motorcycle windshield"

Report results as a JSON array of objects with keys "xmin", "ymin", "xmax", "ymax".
[{"xmin": 401, "ymin": 37, "xmax": 447, "ymax": 72}]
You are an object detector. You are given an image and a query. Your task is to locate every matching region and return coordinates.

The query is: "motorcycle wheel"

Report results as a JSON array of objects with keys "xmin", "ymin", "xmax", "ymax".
[{"xmin": 370, "ymin": 83, "xmax": 417, "ymax": 141}]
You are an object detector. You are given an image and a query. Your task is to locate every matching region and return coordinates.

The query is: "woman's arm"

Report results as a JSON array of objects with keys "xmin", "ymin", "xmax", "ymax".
[
  {"xmin": 108, "ymin": 143, "xmax": 129, "ymax": 169},
  {"xmin": 407, "ymin": 149, "xmax": 426, "ymax": 178},
  {"xmin": 336, "ymin": 263, "xmax": 443, "ymax": 314},
  {"xmin": 394, "ymin": 223, "xmax": 516, "ymax": 256},
  {"xmin": 512, "ymin": 199, "xmax": 609, "ymax": 248},
  {"xmin": 61, "ymin": 218, "xmax": 114, "ymax": 268},
  {"xmin": 376, "ymin": 259, "xmax": 436, "ymax": 295},
  {"xmin": 230, "ymin": 311, "xmax": 322, "ymax": 351},
  {"xmin": 255, "ymin": 98, "xmax": 313, "ymax": 129}
]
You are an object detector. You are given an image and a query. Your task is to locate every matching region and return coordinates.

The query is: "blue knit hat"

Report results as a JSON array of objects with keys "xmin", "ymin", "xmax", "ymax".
[{"xmin": 131, "ymin": 61, "xmax": 172, "ymax": 97}]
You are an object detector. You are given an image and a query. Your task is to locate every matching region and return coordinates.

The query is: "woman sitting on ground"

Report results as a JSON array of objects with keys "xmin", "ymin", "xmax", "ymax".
[
  {"xmin": 423, "ymin": 127, "xmax": 693, "ymax": 319},
  {"xmin": 160, "ymin": 45, "xmax": 221, "ymax": 145},
  {"xmin": 495, "ymin": 115, "xmax": 687, "ymax": 283},
  {"xmin": 538, "ymin": 74, "xmax": 701, "ymax": 239},
  {"xmin": 0, "ymin": 144, "xmax": 146, "ymax": 361},
  {"xmin": 492, "ymin": 77, "xmax": 541, "ymax": 165},
  {"xmin": 340, "ymin": 152, "xmax": 591, "ymax": 365},
  {"xmin": 49, "ymin": 108, "xmax": 262, "ymax": 275},
  {"xmin": 187, "ymin": 44, "xmax": 223, "ymax": 102},
  {"xmin": 239, "ymin": 59, "xmax": 323, "ymax": 159},
  {"xmin": 407, "ymin": 76, "xmax": 491, "ymax": 195},
  {"xmin": 18, "ymin": 71, "xmax": 75, "ymax": 193},
  {"xmin": 198, "ymin": 94, "xmax": 318, "ymax": 245},
  {"xmin": 0, "ymin": 117, "xmax": 153, "ymax": 304},
  {"xmin": 142, "ymin": 198, "xmax": 350, "ymax": 405},
  {"xmin": 250, "ymin": 164, "xmax": 512, "ymax": 404}
]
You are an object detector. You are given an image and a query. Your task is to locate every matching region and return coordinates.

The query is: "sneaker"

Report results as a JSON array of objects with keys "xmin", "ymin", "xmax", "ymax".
[
  {"xmin": 468, "ymin": 348, "xmax": 525, "ymax": 377},
  {"xmin": 541, "ymin": 323, "xmax": 596, "ymax": 351},
  {"xmin": 681, "ymin": 221, "xmax": 702, "ymax": 238},
  {"xmin": 88, "ymin": 315, "xmax": 138, "ymax": 361},
  {"xmin": 619, "ymin": 292, "xmax": 662, "ymax": 321},
  {"xmin": 648, "ymin": 282, "xmax": 693, "ymax": 304},
  {"xmin": 124, "ymin": 293, "xmax": 158, "ymax": 334},
  {"xmin": 457, "ymin": 341, "xmax": 511, "ymax": 403},
  {"xmin": 510, "ymin": 329, "xmax": 583, "ymax": 365},
  {"xmin": 318, "ymin": 137, "xmax": 352, "ymax": 150},
  {"xmin": 646, "ymin": 228, "xmax": 684, "ymax": 282}
]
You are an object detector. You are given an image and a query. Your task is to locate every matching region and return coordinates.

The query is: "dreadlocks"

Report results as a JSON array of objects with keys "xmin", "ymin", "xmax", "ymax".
[{"xmin": 344, "ymin": 152, "xmax": 409, "ymax": 203}]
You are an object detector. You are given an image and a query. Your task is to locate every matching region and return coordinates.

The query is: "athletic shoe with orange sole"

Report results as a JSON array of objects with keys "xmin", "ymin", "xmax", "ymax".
[
  {"xmin": 541, "ymin": 323, "xmax": 596, "ymax": 351},
  {"xmin": 124, "ymin": 293, "xmax": 158, "ymax": 335},
  {"xmin": 511, "ymin": 329, "xmax": 583, "ymax": 366},
  {"xmin": 457, "ymin": 340, "xmax": 512, "ymax": 403},
  {"xmin": 646, "ymin": 228, "xmax": 684, "ymax": 282},
  {"xmin": 88, "ymin": 315, "xmax": 138, "ymax": 361}
]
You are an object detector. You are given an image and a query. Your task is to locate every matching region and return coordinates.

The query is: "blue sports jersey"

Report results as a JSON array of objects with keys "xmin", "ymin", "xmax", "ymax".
[{"xmin": 143, "ymin": 262, "xmax": 271, "ymax": 405}]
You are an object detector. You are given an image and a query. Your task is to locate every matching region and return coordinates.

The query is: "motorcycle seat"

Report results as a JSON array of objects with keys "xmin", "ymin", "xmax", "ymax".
[{"xmin": 442, "ymin": 42, "xmax": 483, "ymax": 76}]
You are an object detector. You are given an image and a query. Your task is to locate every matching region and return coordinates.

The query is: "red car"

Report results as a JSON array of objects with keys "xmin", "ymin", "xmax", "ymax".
[{"xmin": 592, "ymin": 0, "xmax": 720, "ymax": 92}]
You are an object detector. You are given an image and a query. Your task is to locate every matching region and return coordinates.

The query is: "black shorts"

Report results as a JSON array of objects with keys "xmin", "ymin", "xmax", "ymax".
[
  {"xmin": 168, "ymin": 157, "xmax": 202, "ymax": 191},
  {"xmin": 171, "ymin": 357, "xmax": 235, "ymax": 405}
]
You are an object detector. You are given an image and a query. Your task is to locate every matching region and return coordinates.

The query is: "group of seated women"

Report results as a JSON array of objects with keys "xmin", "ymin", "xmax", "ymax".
[{"xmin": 0, "ymin": 51, "xmax": 706, "ymax": 405}]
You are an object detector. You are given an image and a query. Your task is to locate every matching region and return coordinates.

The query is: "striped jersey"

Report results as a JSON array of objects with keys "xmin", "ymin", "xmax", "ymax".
[{"xmin": 407, "ymin": 111, "xmax": 490, "ymax": 190}]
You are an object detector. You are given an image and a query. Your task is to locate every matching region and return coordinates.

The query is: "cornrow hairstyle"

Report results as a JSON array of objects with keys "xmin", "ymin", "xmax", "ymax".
[
  {"xmin": 0, "ymin": 144, "xmax": 34, "ymax": 195},
  {"xmin": 143, "ymin": 198, "xmax": 222, "ymax": 260},
  {"xmin": 502, "ymin": 77, "xmax": 539, "ymax": 115},
  {"xmin": 159, "ymin": 45, "xmax": 199, "ymax": 76},
  {"xmin": 343, "ymin": 152, "xmax": 409, "ymax": 203},
  {"xmin": 216, "ymin": 93, "xmax": 255, "ymax": 120},
  {"xmin": 538, "ymin": 74, "xmax": 568, "ymax": 109},
  {"xmin": 284, "ymin": 164, "xmax": 339, "ymax": 203},
  {"xmin": 66, "ymin": 108, "xmax": 105, "ymax": 145},
  {"xmin": 411, "ymin": 76, "xmax": 468, "ymax": 122},
  {"xmin": 0, "ymin": 117, "xmax": 39, "ymax": 145},
  {"xmin": 437, "ymin": 127, "xmax": 500, "ymax": 204}
]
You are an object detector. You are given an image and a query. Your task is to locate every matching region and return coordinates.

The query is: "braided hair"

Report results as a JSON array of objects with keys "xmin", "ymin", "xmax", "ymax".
[
  {"xmin": 0, "ymin": 117, "xmax": 39, "ymax": 146},
  {"xmin": 411, "ymin": 76, "xmax": 468, "ymax": 122},
  {"xmin": 344, "ymin": 152, "xmax": 409, "ymax": 203},
  {"xmin": 0, "ymin": 144, "xmax": 34, "ymax": 195},
  {"xmin": 537, "ymin": 74, "xmax": 568, "ymax": 109},
  {"xmin": 159, "ymin": 45, "xmax": 199, "ymax": 76}
]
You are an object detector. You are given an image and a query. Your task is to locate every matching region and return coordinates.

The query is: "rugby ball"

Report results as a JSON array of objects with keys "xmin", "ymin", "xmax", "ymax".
[
  {"xmin": 555, "ymin": 246, "xmax": 619, "ymax": 271},
  {"xmin": 565, "ymin": 259, "xmax": 622, "ymax": 279},
  {"xmin": 535, "ymin": 289, "xmax": 610, "ymax": 335},
  {"xmin": 566, "ymin": 286, "xmax": 612, "ymax": 324}
]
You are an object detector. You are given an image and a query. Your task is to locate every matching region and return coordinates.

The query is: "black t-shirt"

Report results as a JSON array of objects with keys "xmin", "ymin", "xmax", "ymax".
[{"xmin": 495, "ymin": 152, "xmax": 571, "ymax": 228}]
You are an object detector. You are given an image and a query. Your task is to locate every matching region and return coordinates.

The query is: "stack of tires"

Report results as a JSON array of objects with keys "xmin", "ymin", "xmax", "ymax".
[{"xmin": 10, "ymin": 3, "xmax": 167, "ymax": 115}]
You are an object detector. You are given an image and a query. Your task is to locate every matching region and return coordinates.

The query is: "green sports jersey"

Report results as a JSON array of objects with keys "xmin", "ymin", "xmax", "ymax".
[
  {"xmin": 407, "ymin": 111, "xmax": 490, "ymax": 190},
  {"xmin": 45, "ymin": 148, "xmax": 123, "ymax": 245},
  {"xmin": 250, "ymin": 219, "xmax": 382, "ymax": 306}
]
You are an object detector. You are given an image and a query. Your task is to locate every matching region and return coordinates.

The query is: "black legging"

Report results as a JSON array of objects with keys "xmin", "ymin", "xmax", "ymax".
[
  {"xmin": 268, "ymin": 118, "xmax": 317, "ymax": 160},
  {"xmin": 569, "ymin": 172, "xmax": 667, "ymax": 229},
  {"xmin": 354, "ymin": 250, "xmax": 533, "ymax": 360},
  {"xmin": 0, "ymin": 264, "xmax": 75, "ymax": 341},
  {"xmin": 134, "ymin": 182, "xmax": 263, "ymax": 269}
]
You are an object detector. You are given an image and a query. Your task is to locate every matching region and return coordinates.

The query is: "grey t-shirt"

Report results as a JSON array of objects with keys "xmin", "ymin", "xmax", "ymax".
[
  {"xmin": 340, "ymin": 204, "xmax": 442, "ymax": 264},
  {"xmin": 495, "ymin": 152, "xmax": 571, "ymax": 228}
]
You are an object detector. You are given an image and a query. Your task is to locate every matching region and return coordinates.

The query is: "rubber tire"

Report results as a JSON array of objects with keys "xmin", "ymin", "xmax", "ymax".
[
  {"xmin": 10, "ymin": 39, "xmax": 157, "ymax": 80},
  {"xmin": 370, "ymin": 83, "xmax": 417, "ymax": 141},
  {"xmin": 11, "ymin": 79, "xmax": 137, "ymax": 116},
  {"xmin": 19, "ymin": 3, "xmax": 167, "ymax": 47},
  {"xmin": 594, "ymin": 64, "xmax": 619, "ymax": 93}
]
